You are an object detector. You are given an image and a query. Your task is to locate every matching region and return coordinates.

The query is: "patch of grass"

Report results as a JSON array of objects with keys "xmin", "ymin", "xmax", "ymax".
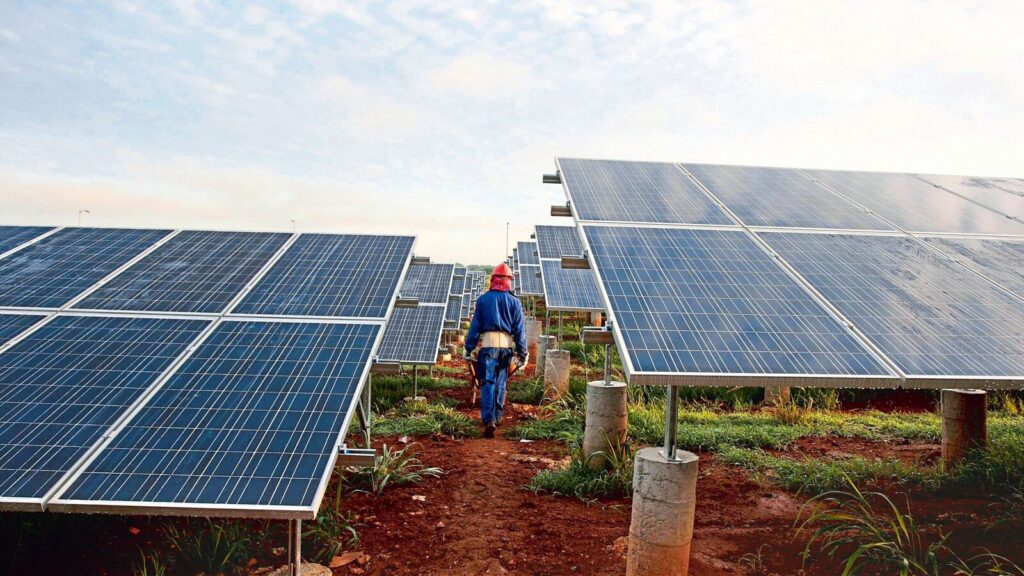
[
  {"xmin": 719, "ymin": 447, "xmax": 926, "ymax": 493},
  {"xmin": 374, "ymin": 398, "xmax": 478, "ymax": 438},
  {"xmin": 131, "ymin": 551, "xmax": 167, "ymax": 576},
  {"xmin": 161, "ymin": 519, "xmax": 251, "ymax": 576},
  {"xmin": 345, "ymin": 443, "xmax": 443, "ymax": 496},
  {"xmin": 528, "ymin": 444, "xmax": 633, "ymax": 501},
  {"xmin": 507, "ymin": 375, "xmax": 544, "ymax": 405},
  {"xmin": 508, "ymin": 395, "xmax": 585, "ymax": 444},
  {"xmin": 303, "ymin": 508, "xmax": 360, "ymax": 564},
  {"xmin": 371, "ymin": 373, "xmax": 466, "ymax": 413},
  {"xmin": 796, "ymin": 475, "xmax": 947, "ymax": 575}
]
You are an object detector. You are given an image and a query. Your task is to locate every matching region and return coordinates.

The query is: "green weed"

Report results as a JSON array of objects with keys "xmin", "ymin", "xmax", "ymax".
[
  {"xmin": 303, "ymin": 508, "xmax": 360, "ymax": 564},
  {"xmin": 161, "ymin": 519, "xmax": 251, "ymax": 576},
  {"xmin": 345, "ymin": 443, "xmax": 442, "ymax": 496}
]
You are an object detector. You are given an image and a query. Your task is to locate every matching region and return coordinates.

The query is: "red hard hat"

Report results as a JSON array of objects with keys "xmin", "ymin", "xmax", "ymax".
[{"xmin": 492, "ymin": 262, "xmax": 514, "ymax": 278}]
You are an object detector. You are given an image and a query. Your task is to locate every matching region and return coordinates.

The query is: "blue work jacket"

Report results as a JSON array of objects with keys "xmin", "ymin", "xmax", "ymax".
[{"xmin": 465, "ymin": 289, "xmax": 527, "ymax": 358}]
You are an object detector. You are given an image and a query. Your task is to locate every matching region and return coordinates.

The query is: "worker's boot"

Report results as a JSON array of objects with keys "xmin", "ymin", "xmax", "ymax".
[{"xmin": 484, "ymin": 424, "xmax": 495, "ymax": 438}]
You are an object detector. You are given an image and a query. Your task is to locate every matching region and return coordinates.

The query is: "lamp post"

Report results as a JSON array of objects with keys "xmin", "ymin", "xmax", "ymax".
[{"xmin": 77, "ymin": 209, "xmax": 90, "ymax": 226}]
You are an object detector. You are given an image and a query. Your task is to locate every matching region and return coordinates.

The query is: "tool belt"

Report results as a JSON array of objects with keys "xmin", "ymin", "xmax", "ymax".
[{"xmin": 480, "ymin": 331, "xmax": 514, "ymax": 348}]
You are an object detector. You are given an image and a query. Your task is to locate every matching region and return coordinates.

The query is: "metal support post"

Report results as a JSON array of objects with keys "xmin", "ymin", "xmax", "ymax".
[
  {"xmin": 413, "ymin": 367, "xmax": 418, "ymax": 399},
  {"xmin": 290, "ymin": 518, "xmax": 302, "ymax": 576},
  {"xmin": 604, "ymin": 343, "xmax": 611, "ymax": 386},
  {"xmin": 359, "ymin": 377, "xmax": 372, "ymax": 447},
  {"xmin": 558, "ymin": 311, "xmax": 563, "ymax": 344},
  {"xmin": 662, "ymin": 385, "xmax": 680, "ymax": 460}
]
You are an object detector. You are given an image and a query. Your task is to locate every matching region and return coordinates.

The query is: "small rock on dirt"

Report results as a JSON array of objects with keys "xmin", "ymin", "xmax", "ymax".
[
  {"xmin": 266, "ymin": 562, "xmax": 332, "ymax": 576},
  {"xmin": 329, "ymin": 551, "xmax": 364, "ymax": 568}
]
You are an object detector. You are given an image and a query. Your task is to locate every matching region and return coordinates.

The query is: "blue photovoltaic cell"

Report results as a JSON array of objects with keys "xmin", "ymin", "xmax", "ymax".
[
  {"xmin": 450, "ymin": 275, "xmax": 465, "ymax": 296},
  {"xmin": 399, "ymin": 264, "xmax": 454, "ymax": 305},
  {"xmin": 233, "ymin": 234, "xmax": 413, "ymax": 318},
  {"xmin": 445, "ymin": 296, "xmax": 462, "ymax": 326},
  {"xmin": 0, "ymin": 315, "xmax": 208, "ymax": 500},
  {"xmin": 916, "ymin": 174, "xmax": 1024, "ymax": 219},
  {"xmin": 923, "ymin": 237, "xmax": 1024, "ymax": 298},
  {"xmin": 804, "ymin": 169, "xmax": 1024, "ymax": 236},
  {"xmin": 517, "ymin": 242, "xmax": 539, "ymax": 265},
  {"xmin": 535, "ymin": 226, "xmax": 583, "ymax": 259},
  {"xmin": 74, "ymin": 231, "xmax": 290, "ymax": 314},
  {"xmin": 0, "ymin": 314, "xmax": 44, "ymax": 346},
  {"xmin": 461, "ymin": 294, "xmax": 471, "ymax": 320},
  {"xmin": 59, "ymin": 321, "xmax": 379, "ymax": 509},
  {"xmin": 683, "ymin": 164, "xmax": 895, "ymax": 230},
  {"xmin": 0, "ymin": 228, "xmax": 169, "ymax": 309},
  {"xmin": 518, "ymin": 264, "xmax": 543, "ymax": 295},
  {"xmin": 584, "ymin": 226, "xmax": 891, "ymax": 377},
  {"xmin": 763, "ymin": 232, "xmax": 1024, "ymax": 378},
  {"xmin": 557, "ymin": 158, "xmax": 734, "ymax": 225},
  {"xmin": 378, "ymin": 306, "xmax": 446, "ymax": 363},
  {"xmin": 0, "ymin": 226, "xmax": 53, "ymax": 255},
  {"xmin": 540, "ymin": 260, "xmax": 603, "ymax": 311}
]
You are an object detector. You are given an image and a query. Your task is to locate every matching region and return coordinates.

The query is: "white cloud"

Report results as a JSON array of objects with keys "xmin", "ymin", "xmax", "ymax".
[{"xmin": 429, "ymin": 52, "xmax": 532, "ymax": 98}]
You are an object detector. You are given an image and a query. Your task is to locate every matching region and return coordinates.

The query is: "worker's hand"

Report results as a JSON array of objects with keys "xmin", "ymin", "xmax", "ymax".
[
  {"xmin": 463, "ymin": 349, "xmax": 476, "ymax": 362},
  {"xmin": 513, "ymin": 354, "xmax": 528, "ymax": 370}
]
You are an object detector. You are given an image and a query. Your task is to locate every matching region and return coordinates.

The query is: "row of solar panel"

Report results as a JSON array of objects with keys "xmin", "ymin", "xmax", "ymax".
[
  {"xmin": 557, "ymin": 158, "xmax": 1024, "ymax": 237},
  {"xmin": 533, "ymin": 226, "xmax": 603, "ymax": 311},
  {"xmin": 378, "ymin": 263, "xmax": 454, "ymax": 364},
  {"xmin": 0, "ymin": 227, "xmax": 414, "ymax": 318},
  {"xmin": 556, "ymin": 160, "xmax": 1024, "ymax": 387}
]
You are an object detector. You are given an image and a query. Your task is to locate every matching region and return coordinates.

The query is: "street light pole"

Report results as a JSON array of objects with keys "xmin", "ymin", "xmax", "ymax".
[{"xmin": 78, "ymin": 209, "xmax": 90, "ymax": 226}]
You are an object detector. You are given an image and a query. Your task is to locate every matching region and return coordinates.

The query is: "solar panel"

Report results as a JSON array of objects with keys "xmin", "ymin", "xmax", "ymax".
[
  {"xmin": 398, "ymin": 264, "xmax": 454, "ymax": 305},
  {"xmin": 683, "ymin": 164, "xmax": 895, "ymax": 230},
  {"xmin": 0, "ymin": 228, "xmax": 170, "ymax": 309},
  {"xmin": 922, "ymin": 237, "xmax": 1024, "ymax": 298},
  {"xmin": 761, "ymin": 232, "xmax": 1024, "ymax": 382},
  {"xmin": 916, "ymin": 174, "xmax": 1024, "ymax": 219},
  {"xmin": 460, "ymin": 294, "xmax": 471, "ymax": 320},
  {"xmin": 52, "ymin": 320, "xmax": 379, "ymax": 516},
  {"xmin": 517, "ymin": 242, "xmax": 539, "ymax": 265},
  {"xmin": 534, "ymin": 226, "xmax": 583, "ymax": 259},
  {"xmin": 450, "ymin": 275, "xmax": 465, "ymax": 296},
  {"xmin": 233, "ymin": 234, "xmax": 414, "ymax": 318},
  {"xmin": 0, "ymin": 315, "xmax": 209, "ymax": 507},
  {"xmin": 804, "ymin": 169, "xmax": 1024, "ymax": 236},
  {"xmin": 557, "ymin": 158, "xmax": 735, "ymax": 226},
  {"xmin": 377, "ymin": 306, "xmax": 446, "ymax": 364},
  {"xmin": 540, "ymin": 260, "xmax": 603, "ymax": 311},
  {"xmin": 0, "ymin": 313, "xmax": 45, "ymax": 346},
  {"xmin": 74, "ymin": 231, "xmax": 290, "ymax": 314},
  {"xmin": 518, "ymin": 264, "xmax": 543, "ymax": 296},
  {"xmin": 582, "ymin": 225, "xmax": 895, "ymax": 386},
  {"xmin": 0, "ymin": 226, "xmax": 53, "ymax": 256},
  {"xmin": 445, "ymin": 296, "xmax": 462, "ymax": 328}
]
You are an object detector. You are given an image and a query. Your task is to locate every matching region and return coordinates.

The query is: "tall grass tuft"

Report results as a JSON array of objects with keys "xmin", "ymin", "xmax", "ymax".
[
  {"xmin": 345, "ymin": 443, "xmax": 442, "ymax": 496},
  {"xmin": 161, "ymin": 519, "xmax": 251, "ymax": 576}
]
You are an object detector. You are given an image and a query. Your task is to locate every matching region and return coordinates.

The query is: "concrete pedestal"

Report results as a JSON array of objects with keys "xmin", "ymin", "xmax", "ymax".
[
  {"xmin": 536, "ymin": 335, "xmax": 556, "ymax": 379},
  {"xmin": 763, "ymin": 385, "xmax": 791, "ymax": 405},
  {"xmin": 590, "ymin": 311, "xmax": 604, "ymax": 327},
  {"xmin": 543, "ymin": 349, "xmax": 571, "ymax": 403},
  {"xmin": 526, "ymin": 319, "xmax": 542, "ymax": 359},
  {"xmin": 447, "ymin": 344, "xmax": 458, "ymax": 356},
  {"xmin": 941, "ymin": 389, "xmax": 987, "ymax": 464},
  {"xmin": 583, "ymin": 381, "xmax": 628, "ymax": 468},
  {"xmin": 627, "ymin": 448, "xmax": 699, "ymax": 576}
]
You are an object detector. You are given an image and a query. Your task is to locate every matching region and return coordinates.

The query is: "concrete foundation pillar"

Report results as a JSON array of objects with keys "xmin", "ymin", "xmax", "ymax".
[
  {"xmin": 526, "ymin": 319, "xmax": 542, "ymax": 359},
  {"xmin": 536, "ymin": 335, "xmax": 556, "ymax": 379},
  {"xmin": 542, "ymin": 349, "xmax": 571, "ymax": 403},
  {"xmin": 446, "ymin": 343, "xmax": 458, "ymax": 356},
  {"xmin": 456, "ymin": 334, "xmax": 465, "ymax": 345},
  {"xmin": 590, "ymin": 311, "xmax": 604, "ymax": 326},
  {"xmin": 583, "ymin": 381, "xmax": 628, "ymax": 468},
  {"xmin": 764, "ymin": 385, "xmax": 791, "ymax": 405},
  {"xmin": 627, "ymin": 448, "xmax": 699, "ymax": 576},
  {"xmin": 941, "ymin": 389, "xmax": 987, "ymax": 465}
]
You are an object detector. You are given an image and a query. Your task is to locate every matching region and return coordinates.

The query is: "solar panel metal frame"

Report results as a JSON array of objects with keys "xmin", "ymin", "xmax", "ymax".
[
  {"xmin": 48, "ymin": 316, "xmax": 385, "ymax": 519},
  {"xmin": 517, "ymin": 264, "xmax": 544, "ymax": 296},
  {"xmin": 377, "ymin": 305, "xmax": 447, "ymax": 365}
]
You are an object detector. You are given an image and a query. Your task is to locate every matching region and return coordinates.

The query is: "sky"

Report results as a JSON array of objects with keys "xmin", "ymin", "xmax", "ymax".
[{"xmin": 1, "ymin": 1, "xmax": 1022, "ymax": 264}]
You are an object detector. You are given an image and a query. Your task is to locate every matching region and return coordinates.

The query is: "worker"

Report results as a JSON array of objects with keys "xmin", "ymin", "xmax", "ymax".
[{"xmin": 464, "ymin": 262, "xmax": 528, "ymax": 438}]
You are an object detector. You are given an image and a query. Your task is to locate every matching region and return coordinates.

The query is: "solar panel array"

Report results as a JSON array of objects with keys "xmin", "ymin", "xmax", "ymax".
[
  {"xmin": 378, "ymin": 263, "xmax": 453, "ymax": 364},
  {"xmin": 0, "ymin": 226, "xmax": 414, "ymax": 518},
  {"xmin": 557, "ymin": 157, "xmax": 1024, "ymax": 388},
  {"xmin": 533, "ymin": 225, "xmax": 603, "ymax": 311}
]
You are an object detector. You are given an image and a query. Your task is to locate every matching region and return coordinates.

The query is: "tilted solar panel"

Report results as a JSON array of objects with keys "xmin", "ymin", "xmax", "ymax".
[
  {"xmin": 804, "ymin": 169, "xmax": 1024, "ymax": 236},
  {"xmin": 399, "ymin": 264, "xmax": 454, "ymax": 305},
  {"xmin": 557, "ymin": 158, "xmax": 735, "ymax": 226},
  {"xmin": 762, "ymin": 232, "xmax": 1024, "ymax": 383},
  {"xmin": 518, "ymin": 264, "xmax": 543, "ymax": 296},
  {"xmin": 517, "ymin": 241, "xmax": 539, "ymax": 265},
  {"xmin": 74, "ymin": 231, "xmax": 290, "ymax": 314},
  {"xmin": 0, "ymin": 226, "xmax": 53, "ymax": 256},
  {"xmin": 916, "ymin": 174, "xmax": 1024, "ymax": 219},
  {"xmin": 52, "ymin": 320, "xmax": 379, "ymax": 517},
  {"xmin": 0, "ymin": 315, "xmax": 209, "ymax": 508},
  {"xmin": 0, "ymin": 228, "xmax": 170, "ymax": 309},
  {"xmin": 233, "ymin": 234, "xmax": 414, "ymax": 318},
  {"xmin": 583, "ymin": 225, "xmax": 895, "ymax": 386},
  {"xmin": 534, "ymin": 226, "xmax": 583, "ymax": 259},
  {"xmin": 377, "ymin": 306, "xmax": 446, "ymax": 364},
  {"xmin": 540, "ymin": 260, "xmax": 603, "ymax": 311},
  {"xmin": 683, "ymin": 164, "xmax": 895, "ymax": 231},
  {"xmin": 0, "ymin": 313, "xmax": 45, "ymax": 347},
  {"xmin": 922, "ymin": 237, "xmax": 1024, "ymax": 298},
  {"xmin": 445, "ymin": 295, "xmax": 462, "ymax": 327},
  {"xmin": 449, "ymin": 274, "xmax": 465, "ymax": 296}
]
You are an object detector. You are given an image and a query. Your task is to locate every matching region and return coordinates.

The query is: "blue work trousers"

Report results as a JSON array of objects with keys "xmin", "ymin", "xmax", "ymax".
[{"xmin": 476, "ymin": 347, "xmax": 514, "ymax": 426}]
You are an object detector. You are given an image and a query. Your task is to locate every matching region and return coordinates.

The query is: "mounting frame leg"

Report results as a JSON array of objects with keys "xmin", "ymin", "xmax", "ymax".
[
  {"xmin": 289, "ymin": 518, "xmax": 302, "ymax": 576},
  {"xmin": 662, "ymin": 385, "xmax": 680, "ymax": 461},
  {"xmin": 357, "ymin": 376, "xmax": 372, "ymax": 447}
]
